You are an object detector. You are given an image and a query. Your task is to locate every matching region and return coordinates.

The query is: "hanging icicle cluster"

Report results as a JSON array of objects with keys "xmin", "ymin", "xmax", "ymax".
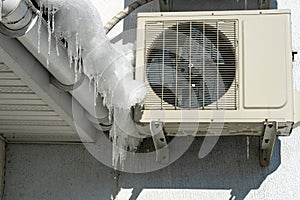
[
  {"xmin": 37, "ymin": 2, "xmax": 60, "ymax": 68},
  {"xmin": 37, "ymin": 0, "xmax": 148, "ymax": 170}
]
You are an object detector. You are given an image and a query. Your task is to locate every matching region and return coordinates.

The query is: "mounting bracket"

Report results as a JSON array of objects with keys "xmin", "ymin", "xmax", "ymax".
[
  {"xmin": 260, "ymin": 121, "xmax": 277, "ymax": 167},
  {"xmin": 159, "ymin": 0, "xmax": 170, "ymax": 12},
  {"xmin": 292, "ymin": 50, "xmax": 298, "ymax": 62},
  {"xmin": 258, "ymin": 0, "xmax": 270, "ymax": 9},
  {"xmin": 150, "ymin": 121, "xmax": 169, "ymax": 164}
]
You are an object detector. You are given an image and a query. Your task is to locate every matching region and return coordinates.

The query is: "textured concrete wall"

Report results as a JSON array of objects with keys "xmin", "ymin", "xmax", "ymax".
[
  {"xmin": 3, "ymin": 0, "xmax": 300, "ymax": 199},
  {"xmin": 3, "ymin": 133, "xmax": 300, "ymax": 200}
]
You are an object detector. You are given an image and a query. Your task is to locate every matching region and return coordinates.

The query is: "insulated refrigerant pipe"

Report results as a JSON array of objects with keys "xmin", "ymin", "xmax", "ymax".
[
  {"xmin": 2, "ymin": 0, "xmax": 23, "ymax": 17},
  {"xmin": 0, "ymin": 0, "xmax": 109, "ymax": 122},
  {"xmin": 0, "ymin": 0, "xmax": 37, "ymax": 37},
  {"xmin": 104, "ymin": 0, "xmax": 154, "ymax": 34},
  {"xmin": 0, "ymin": 0, "xmax": 153, "ymax": 124}
]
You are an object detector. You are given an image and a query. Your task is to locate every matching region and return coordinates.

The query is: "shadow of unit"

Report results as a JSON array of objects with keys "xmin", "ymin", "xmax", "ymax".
[{"xmin": 117, "ymin": 136, "xmax": 281, "ymax": 200}]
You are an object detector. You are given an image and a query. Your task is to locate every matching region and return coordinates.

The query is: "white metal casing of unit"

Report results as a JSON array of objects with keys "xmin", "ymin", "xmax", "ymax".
[{"xmin": 135, "ymin": 9, "xmax": 295, "ymax": 126}]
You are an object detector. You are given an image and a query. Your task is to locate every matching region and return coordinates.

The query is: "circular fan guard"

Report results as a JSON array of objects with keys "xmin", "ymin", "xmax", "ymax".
[{"xmin": 146, "ymin": 22, "xmax": 236, "ymax": 109}]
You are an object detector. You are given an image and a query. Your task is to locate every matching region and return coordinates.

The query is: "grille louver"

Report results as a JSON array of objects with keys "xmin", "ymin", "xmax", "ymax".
[{"xmin": 144, "ymin": 20, "xmax": 238, "ymax": 110}]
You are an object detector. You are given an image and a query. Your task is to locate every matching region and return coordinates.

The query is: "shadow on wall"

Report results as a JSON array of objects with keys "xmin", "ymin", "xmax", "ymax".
[
  {"xmin": 116, "ymin": 0, "xmax": 280, "ymax": 200},
  {"xmin": 118, "ymin": 137, "xmax": 281, "ymax": 200},
  {"xmin": 0, "ymin": 1, "xmax": 287, "ymax": 200},
  {"xmin": 3, "ymin": 137, "xmax": 281, "ymax": 200}
]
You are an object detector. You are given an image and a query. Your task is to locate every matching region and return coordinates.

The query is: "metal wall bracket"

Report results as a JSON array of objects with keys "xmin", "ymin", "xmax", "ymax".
[
  {"xmin": 277, "ymin": 122, "xmax": 294, "ymax": 136},
  {"xmin": 258, "ymin": 0, "xmax": 270, "ymax": 9},
  {"xmin": 150, "ymin": 121, "xmax": 169, "ymax": 164},
  {"xmin": 159, "ymin": 0, "xmax": 170, "ymax": 12},
  {"xmin": 260, "ymin": 121, "xmax": 277, "ymax": 167},
  {"xmin": 292, "ymin": 50, "xmax": 298, "ymax": 62}
]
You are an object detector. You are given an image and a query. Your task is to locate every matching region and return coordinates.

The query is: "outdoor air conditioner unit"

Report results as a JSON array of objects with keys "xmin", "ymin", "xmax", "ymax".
[{"xmin": 134, "ymin": 9, "xmax": 298, "ymax": 166}]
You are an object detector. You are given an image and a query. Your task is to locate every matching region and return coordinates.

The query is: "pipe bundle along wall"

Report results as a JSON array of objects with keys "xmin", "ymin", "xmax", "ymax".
[
  {"xmin": 0, "ymin": 0, "xmax": 108, "ymax": 121},
  {"xmin": 1, "ymin": 0, "xmax": 148, "ymax": 120},
  {"xmin": 1, "ymin": 0, "xmax": 148, "ymax": 168}
]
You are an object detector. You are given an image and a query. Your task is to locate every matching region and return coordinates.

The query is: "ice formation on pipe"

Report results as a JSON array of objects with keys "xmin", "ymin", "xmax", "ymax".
[
  {"xmin": 0, "ymin": 0, "xmax": 2, "ymax": 21},
  {"xmin": 39, "ymin": 0, "xmax": 147, "ymax": 169}
]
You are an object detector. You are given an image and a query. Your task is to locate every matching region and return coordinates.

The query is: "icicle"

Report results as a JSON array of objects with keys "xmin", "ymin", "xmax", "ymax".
[
  {"xmin": 93, "ymin": 78, "xmax": 98, "ymax": 106},
  {"xmin": 245, "ymin": 0, "xmax": 247, "ymax": 10},
  {"xmin": 51, "ymin": 7, "xmax": 55, "ymax": 33},
  {"xmin": 78, "ymin": 45, "xmax": 82, "ymax": 74},
  {"xmin": 110, "ymin": 107, "xmax": 134, "ymax": 170},
  {"xmin": 46, "ymin": 57, "xmax": 49, "ymax": 68},
  {"xmin": 68, "ymin": 49, "xmax": 73, "ymax": 68},
  {"xmin": 74, "ymin": 57, "xmax": 78, "ymax": 76},
  {"xmin": 0, "ymin": 0, "xmax": 3, "ymax": 21},
  {"xmin": 69, "ymin": 55, "xmax": 72, "ymax": 69},
  {"xmin": 37, "ymin": 17, "xmax": 41, "ymax": 54},
  {"xmin": 75, "ymin": 33, "xmax": 79, "ymax": 66},
  {"xmin": 76, "ymin": 33, "xmax": 79, "ymax": 50},
  {"xmin": 119, "ymin": 147, "xmax": 126, "ymax": 170},
  {"xmin": 75, "ymin": 72, "xmax": 78, "ymax": 82},
  {"xmin": 70, "ymin": 55, "xmax": 73, "ymax": 69},
  {"xmin": 119, "ymin": 155, "xmax": 126, "ymax": 171},
  {"xmin": 55, "ymin": 37, "xmax": 60, "ymax": 56},
  {"xmin": 47, "ymin": 6, "xmax": 52, "ymax": 57},
  {"xmin": 74, "ymin": 61, "xmax": 78, "ymax": 80},
  {"xmin": 88, "ymin": 76, "xmax": 92, "ymax": 93},
  {"xmin": 37, "ymin": 4, "xmax": 43, "ymax": 54},
  {"xmin": 246, "ymin": 136, "xmax": 250, "ymax": 159},
  {"xmin": 72, "ymin": 32, "xmax": 79, "ymax": 81},
  {"xmin": 112, "ymin": 119, "xmax": 118, "ymax": 169},
  {"xmin": 108, "ymin": 108, "xmax": 112, "ymax": 123}
]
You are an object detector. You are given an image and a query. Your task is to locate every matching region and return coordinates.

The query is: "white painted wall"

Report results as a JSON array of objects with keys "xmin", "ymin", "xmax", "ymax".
[
  {"xmin": 3, "ymin": 0, "xmax": 300, "ymax": 199},
  {"xmin": 91, "ymin": 0, "xmax": 124, "ymax": 38}
]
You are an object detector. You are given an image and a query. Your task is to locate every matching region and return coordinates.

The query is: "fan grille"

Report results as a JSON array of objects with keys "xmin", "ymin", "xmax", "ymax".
[{"xmin": 144, "ymin": 20, "xmax": 238, "ymax": 110}]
